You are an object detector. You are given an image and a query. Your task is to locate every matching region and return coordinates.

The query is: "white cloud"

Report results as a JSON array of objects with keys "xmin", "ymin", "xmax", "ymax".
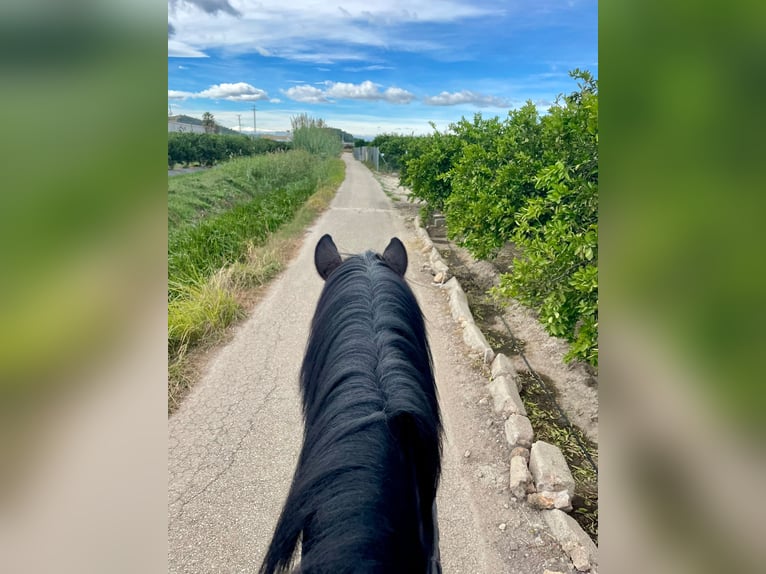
[
  {"xmin": 168, "ymin": 90, "xmax": 194, "ymax": 100},
  {"xmin": 269, "ymin": 98, "xmax": 282, "ymax": 103},
  {"xmin": 282, "ymin": 85, "xmax": 329, "ymax": 103},
  {"xmin": 168, "ymin": 40, "xmax": 209, "ymax": 58},
  {"xmin": 168, "ymin": 83, "xmax": 269, "ymax": 102},
  {"xmin": 423, "ymin": 90, "xmax": 510, "ymax": 108},
  {"xmin": 383, "ymin": 87, "xmax": 416, "ymax": 104},
  {"xmin": 167, "ymin": 1, "xmax": 502, "ymax": 62},
  {"xmin": 325, "ymin": 81, "xmax": 381, "ymax": 100},
  {"xmin": 344, "ymin": 64, "xmax": 395, "ymax": 72},
  {"xmin": 198, "ymin": 82, "xmax": 269, "ymax": 101},
  {"xmin": 283, "ymin": 80, "xmax": 415, "ymax": 104}
]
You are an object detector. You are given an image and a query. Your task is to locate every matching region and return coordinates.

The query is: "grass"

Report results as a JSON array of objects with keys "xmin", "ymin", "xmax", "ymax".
[
  {"xmin": 168, "ymin": 150, "xmax": 339, "ymax": 297},
  {"xmin": 168, "ymin": 154, "xmax": 344, "ymax": 412},
  {"xmin": 169, "ymin": 150, "xmax": 324, "ymax": 229}
]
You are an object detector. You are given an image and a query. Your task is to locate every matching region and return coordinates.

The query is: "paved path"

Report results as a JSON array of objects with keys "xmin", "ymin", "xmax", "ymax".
[{"xmin": 168, "ymin": 153, "xmax": 575, "ymax": 573}]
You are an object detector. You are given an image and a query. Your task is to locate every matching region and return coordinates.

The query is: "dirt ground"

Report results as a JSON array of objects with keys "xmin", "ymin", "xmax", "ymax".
[{"xmin": 375, "ymin": 173, "xmax": 599, "ymax": 446}]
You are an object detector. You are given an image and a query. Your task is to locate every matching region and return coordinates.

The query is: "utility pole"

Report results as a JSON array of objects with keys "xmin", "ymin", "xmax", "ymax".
[
  {"xmin": 252, "ymin": 105, "xmax": 257, "ymax": 138},
  {"xmin": 237, "ymin": 114, "xmax": 242, "ymax": 133}
]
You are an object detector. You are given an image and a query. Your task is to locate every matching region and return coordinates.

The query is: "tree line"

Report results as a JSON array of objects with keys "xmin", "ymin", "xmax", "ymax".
[
  {"xmin": 168, "ymin": 132, "xmax": 291, "ymax": 168},
  {"xmin": 372, "ymin": 70, "xmax": 598, "ymax": 367}
]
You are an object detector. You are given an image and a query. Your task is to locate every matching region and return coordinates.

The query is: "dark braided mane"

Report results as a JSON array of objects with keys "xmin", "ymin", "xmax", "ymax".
[{"xmin": 260, "ymin": 235, "xmax": 442, "ymax": 574}]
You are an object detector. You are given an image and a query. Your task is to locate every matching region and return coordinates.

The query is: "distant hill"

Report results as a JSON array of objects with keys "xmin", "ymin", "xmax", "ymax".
[
  {"xmin": 168, "ymin": 114, "xmax": 241, "ymax": 136},
  {"xmin": 169, "ymin": 115, "xmax": 355, "ymax": 142}
]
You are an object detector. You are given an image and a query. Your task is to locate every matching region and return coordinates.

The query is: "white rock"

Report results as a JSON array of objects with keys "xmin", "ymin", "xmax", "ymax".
[
  {"xmin": 445, "ymin": 278, "xmax": 473, "ymax": 325},
  {"xmin": 510, "ymin": 446, "xmax": 530, "ymax": 461},
  {"xmin": 462, "ymin": 323, "xmax": 495, "ymax": 363},
  {"xmin": 509, "ymin": 455, "xmax": 532, "ymax": 499},
  {"xmin": 543, "ymin": 509, "xmax": 598, "ymax": 573},
  {"xmin": 488, "ymin": 374, "xmax": 526, "ymax": 416},
  {"xmin": 432, "ymin": 259, "xmax": 449, "ymax": 276},
  {"xmin": 491, "ymin": 353, "xmax": 516, "ymax": 379},
  {"xmin": 526, "ymin": 491, "xmax": 572, "ymax": 512},
  {"xmin": 504, "ymin": 414, "xmax": 534, "ymax": 449},
  {"xmin": 529, "ymin": 441, "xmax": 575, "ymax": 498}
]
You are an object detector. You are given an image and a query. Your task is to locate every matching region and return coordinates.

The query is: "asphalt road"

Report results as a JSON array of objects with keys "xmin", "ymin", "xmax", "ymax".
[{"xmin": 168, "ymin": 153, "xmax": 576, "ymax": 573}]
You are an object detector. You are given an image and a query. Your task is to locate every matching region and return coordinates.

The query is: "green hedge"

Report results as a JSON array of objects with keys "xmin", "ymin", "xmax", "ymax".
[
  {"xmin": 403, "ymin": 70, "xmax": 598, "ymax": 367},
  {"xmin": 168, "ymin": 132, "xmax": 290, "ymax": 167}
]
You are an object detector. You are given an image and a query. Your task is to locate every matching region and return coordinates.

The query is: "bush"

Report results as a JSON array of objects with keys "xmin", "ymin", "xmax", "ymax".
[
  {"xmin": 444, "ymin": 107, "xmax": 545, "ymax": 258},
  {"xmin": 369, "ymin": 134, "xmax": 415, "ymax": 172},
  {"xmin": 167, "ymin": 132, "xmax": 290, "ymax": 167},
  {"xmin": 399, "ymin": 124, "xmax": 463, "ymax": 211},
  {"xmin": 495, "ymin": 71, "xmax": 599, "ymax": 366},
  {"xmin": 401, "ymin": 70, "xmax": 598, "ymax": 368}
]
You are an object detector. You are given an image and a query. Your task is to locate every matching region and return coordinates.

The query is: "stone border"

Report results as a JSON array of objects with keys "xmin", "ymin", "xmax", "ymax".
[{"xmin": 414, "ymin": 215, "xmax": 598, "ymax": 573}]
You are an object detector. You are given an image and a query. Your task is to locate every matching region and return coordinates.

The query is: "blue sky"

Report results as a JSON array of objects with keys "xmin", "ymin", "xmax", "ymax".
[{"xmin": 168, "ymin": 0, "xmax": 597, "ymax": 139}]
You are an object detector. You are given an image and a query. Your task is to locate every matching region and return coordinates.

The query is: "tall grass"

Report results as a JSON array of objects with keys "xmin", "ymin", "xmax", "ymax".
[
  {"xmin": 168, "ymin": 272, "xmax": 242, "ymax": 355},
  {"xmin": 290, "ymin": 113, "xmax": 343, "ymax": 157},
  {"xmin": 169, "ymin": 149, "xmax": 319, "ymax": 229},
  {"xmin": 168, "ymin": 150, "xmax": 344, "ymax": 410},
  {"xmin": 168, "ymin": 150, "xmax": 337, "ymax": 295}
]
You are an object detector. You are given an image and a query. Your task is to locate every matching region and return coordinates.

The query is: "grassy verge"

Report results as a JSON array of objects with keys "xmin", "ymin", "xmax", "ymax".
[{"xmin": 168, "ymin": 153, "xmax": 344, "ymax": 412}]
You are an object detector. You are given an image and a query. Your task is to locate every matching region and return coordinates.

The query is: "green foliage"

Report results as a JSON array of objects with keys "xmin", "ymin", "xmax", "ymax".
[
  {"xmin": 202, "ymin": 111, "xmax": 217, "ymax": 134},
  {"xmin": 495, "ymin": 162, "xmax": 598, "ymax": 366},
  {"xmin": 369, "ymin": 133, "xmax": 416, "ymax": 171},
  {"xmin": 168, "ymin": 274, "xmax": 242, "ymax": 355},
  {"xmin": 167, "ymin": 132, "xmax": 289, "ymax": 168},
  {"xmin": 402, "ymin": 70, "xmax": 598, "ymax": 368},
  {"xmin": 167, "ymin": 153, "xmax": 345, "ymax": 404},
  {"xmin": 168, "ymin": 150, "xmax": 341, "ymax": 300},
  {"xmin": 290, "ymin": 114, "xmax": 343, "ymax": 157},
  {"xmin": 399, "ymin": 124, "xmax": 463, "ymax": 210},
  {"xmin": 495, "ymin": 71, "xmax": 599, "ymax": 366},
  {"xmin": 445, "ymin": 106, "xmax": 545, "ymax": 258}
]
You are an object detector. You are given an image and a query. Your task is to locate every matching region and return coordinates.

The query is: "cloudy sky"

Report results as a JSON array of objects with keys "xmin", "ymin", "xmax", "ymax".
[{"xmin": 168, "ymin": 0, "xmax": 597, "ymax": 138}]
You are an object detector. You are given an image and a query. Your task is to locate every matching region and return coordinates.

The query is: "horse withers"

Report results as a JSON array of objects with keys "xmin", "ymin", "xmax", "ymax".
[{"xmin": 260, "ymin": 234, "xmax": 442, "ymax": 574}]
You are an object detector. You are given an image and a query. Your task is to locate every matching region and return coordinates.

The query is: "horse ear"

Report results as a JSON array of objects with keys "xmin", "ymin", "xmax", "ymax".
[
  {"xmin": 315, "ymin": 234, "xmax": 342, "ymax": 280},
  {"xmin": 382, "ymin": 237, "xmax": 408, "ymax": 276}
]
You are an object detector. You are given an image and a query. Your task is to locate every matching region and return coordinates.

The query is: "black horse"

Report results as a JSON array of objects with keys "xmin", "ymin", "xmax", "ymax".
[{"xmin": 260, "ymin": 234, "xmax": 443, "ymax": 574}]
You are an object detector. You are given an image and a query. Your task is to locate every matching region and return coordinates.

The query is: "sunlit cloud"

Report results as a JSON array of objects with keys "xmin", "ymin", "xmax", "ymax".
[
  {"xmin": 282, "ymin": 85, "xmax": 329, "ymax": 104},
  {"xmin": 167, "ymin": 83, "xmax": 269, "ymax": 102},
  {"xmin": 168, "ymin": 40, "xmax": 209, "ymax": 58},
  {"xmin": 423, "ymin": 90, "xmax": 510, "ymax": 107},
  {"xmin": 283, "ymin": 80, "xmax": 415, "ymax": 104}
]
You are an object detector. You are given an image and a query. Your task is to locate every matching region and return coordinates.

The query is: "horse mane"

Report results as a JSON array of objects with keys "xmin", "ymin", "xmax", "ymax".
[{"xmin": 260, "ymin": 248, "xmax": 442, "ymax": 574}]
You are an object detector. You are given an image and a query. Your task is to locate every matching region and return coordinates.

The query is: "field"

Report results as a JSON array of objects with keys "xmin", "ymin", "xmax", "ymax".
[{"xmin": 168, "ymin": 145, "xmax": 344, "ymax": 410}]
